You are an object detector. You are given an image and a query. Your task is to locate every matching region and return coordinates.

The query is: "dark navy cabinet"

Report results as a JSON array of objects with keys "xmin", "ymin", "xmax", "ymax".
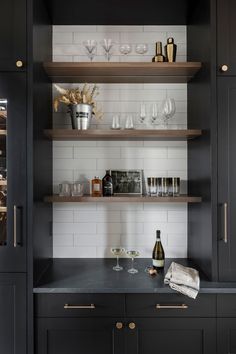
[
  {"xmin": 218, "ymin": 77, "xmax": 236, "ymax": 281},
  {"xmin": 0, "ymin": 0, "xmax": 26, "ymax": 71},
  {"xmin": 0, "ymin": 73, "xmax": 27, "ymax": 272},
  {"xmin": 217, "ymin": 0, "xmax": 236, "ymax": 76},
  {"xmin": 0, "ymin": 274, "xmax": 26, "ymax": 354}
]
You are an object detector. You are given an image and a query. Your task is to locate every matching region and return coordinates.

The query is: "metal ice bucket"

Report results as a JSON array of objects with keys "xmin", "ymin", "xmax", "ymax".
[{"xmin": 69, "ymin": 104, "xmax": 92, "ymax": 130}]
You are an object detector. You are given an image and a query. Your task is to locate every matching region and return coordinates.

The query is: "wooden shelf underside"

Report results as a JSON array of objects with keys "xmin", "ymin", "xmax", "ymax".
[
  {"xmin": 44, "ymin": 62, "xmax": 202, "ymax": 83},
  {"xmin": 44, "ymin": 129, "xmax": 202, "ymax": 141},
  {"xmin": 44, "ymin": 195, "xmax": 202, "ymax": 203}
]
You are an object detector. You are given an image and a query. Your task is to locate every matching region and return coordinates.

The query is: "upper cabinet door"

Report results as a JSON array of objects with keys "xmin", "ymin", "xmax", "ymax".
[
  {"xmin": 218, "ymin": 77, "xmax": 236, "ymax": 281},
  {"xmin": 0, "ymin": 73, "xmax": 27, "ymax": 272},
  {"xmin": 217, "ymin": 0, "xmax": 236, "ymax": 75},
  {"xmin": 0, "ymin": 0, "xmax": 26, "ymax": 71}
]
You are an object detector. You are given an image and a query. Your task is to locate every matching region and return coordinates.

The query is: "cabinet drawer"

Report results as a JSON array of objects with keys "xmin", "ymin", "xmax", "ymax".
[
  {"xmin": 217, "ymin": 295, "xmax": 236, "ymax": 317},
  {"xmin": 126, "ymin": 294, "xmax": 216, "ymax": 317},
  {"xmin": 35, "ymin": 293, "xmax": 125, "ymax": 317}
]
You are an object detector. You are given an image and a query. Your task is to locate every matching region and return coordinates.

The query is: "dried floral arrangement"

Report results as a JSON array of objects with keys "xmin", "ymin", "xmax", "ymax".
[{"xmin": 53, "ymin": 83, "xmax": 103, "ymax": 120}]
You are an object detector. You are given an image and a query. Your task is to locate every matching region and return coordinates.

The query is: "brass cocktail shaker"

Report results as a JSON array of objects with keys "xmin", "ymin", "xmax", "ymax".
[{"xmin": 165, "ymin": 37, "xmax": 177, "ymax": 62}]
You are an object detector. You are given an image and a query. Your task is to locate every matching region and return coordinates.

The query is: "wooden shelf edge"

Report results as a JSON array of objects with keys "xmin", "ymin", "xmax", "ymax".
[
  {"xmin": 44, "ymin": 129, "xmax": 202, "ymax": 141},
  {"xmin": 44, "ymin": 195, "xmax": 202, "ymax": 203},
  {"xmin": 43, "ymin": 61, "xmax": 202, "ymax": 83}
]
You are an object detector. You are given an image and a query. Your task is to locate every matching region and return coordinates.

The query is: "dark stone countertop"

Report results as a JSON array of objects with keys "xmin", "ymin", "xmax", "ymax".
[{"xmin": 33, "ymin": 258, "xmax": 236, "ymax": 294}]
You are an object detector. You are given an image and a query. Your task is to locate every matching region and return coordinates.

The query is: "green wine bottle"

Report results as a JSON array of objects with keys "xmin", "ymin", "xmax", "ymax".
[{"xmin": 152, "ymin": 230, "xmax": 165, "ymax": 269}]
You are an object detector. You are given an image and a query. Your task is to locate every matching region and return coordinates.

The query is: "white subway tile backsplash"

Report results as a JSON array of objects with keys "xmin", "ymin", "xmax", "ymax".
[{"xmin": 52, "ymin": 25, "xmax": 188, "ymax": 259}]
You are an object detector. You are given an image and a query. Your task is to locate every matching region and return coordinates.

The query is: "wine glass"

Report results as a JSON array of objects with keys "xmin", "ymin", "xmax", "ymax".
[
  {"xmin": 100, "ymin": 39, "xmax": 115, "ymax": 61},
  {"xmin": 111, "ymin": 247, "xmax": 125, "ymax": 271},
  {"xmin": 126, "ymin": 250, "xmax": 140, "ymax": 274},
  {"xmin": 119, "ymin": 44, "xmax": 132, "ymax": 55},
  {"xmin": 139, "ymin": 103, "xmax": 146, "ymax": 124},
  {"xmin": 83, "ymin": 40, "xmax": 97, "ymax": 62},
  {"xmin": 135, "ymin": 43, "xmax": 148, "ymax": 55},
  {"xmin": 160, "ymin": 98, "xmax": 176, "ymax": 126},
  {"xmin": 150, "ymin": 103, "xmax": 158, "ymax": 125}
]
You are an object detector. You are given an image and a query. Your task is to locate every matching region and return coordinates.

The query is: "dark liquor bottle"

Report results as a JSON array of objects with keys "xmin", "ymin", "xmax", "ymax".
[
  {"xmin": 102, "ymin": 170, "xmax": 113, "ymax": 197},
  {"xmin": 152, "ymin": 42, "xmax": 165, "ymax": 62},
  {"xmin": 152, "ymin": 230, "xmax": 165, "ymax": 269}
]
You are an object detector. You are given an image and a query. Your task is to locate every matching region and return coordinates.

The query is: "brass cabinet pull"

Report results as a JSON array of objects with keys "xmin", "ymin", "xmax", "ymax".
[
  {"xmin": 13, "ymin": 205, "xmax": 17, "ymax": 247},
  {"xmin": 115, "ymin": 322, "xmax": 123, "ymax": 330},
  {"xmin": 223, "ymin": 202, "xmax": 228, "ymax": 244},
  {"xmin": 221, "ymin": 64, "xmax": 229, "ymax": 72},
  {"xmin": 16, "ymin": 60, "xmax": 23, "ymax": 68},
  {"xmin": 128, "ymin": 322, "xmax": 136, "ymax": 330},
  {"xmin": 156, "ymin": 304, "xmax": 188, "ymax": 309},
  {"xmin": 64, "ymin": 303, "xmax": 95, "ymax": 309}
]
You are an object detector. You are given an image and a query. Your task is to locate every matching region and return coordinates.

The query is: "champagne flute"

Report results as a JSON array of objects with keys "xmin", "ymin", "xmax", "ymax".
[
  {"xmin": 111, "ymin": 247, "xmax": 125, "ymax": 271},
  {"xmin": 126, "ymin": 250, "xmax": 140, "ymax": 274},
  {"xmin": 139, "ymin": 102, "xmax": 146, "ymax": 124},
  {"xmin": 83, "ymin": 40, "xmax": 97, "ymax": 62},
  {"xmin": 100, "ymin": 39, "xmax": 115, "ymax": 62},
  {"xmin": 150, "ymin": 103, "xmax": 158, "ymax": 125}
]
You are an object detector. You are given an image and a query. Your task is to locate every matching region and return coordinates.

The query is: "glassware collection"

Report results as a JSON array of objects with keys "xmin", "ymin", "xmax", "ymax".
[
  {"xmin": 147, "ymin": 177, "xmax": 180, "ymax": 197},
  {"xmin": 58, "ymin": 174, "xmax": 180, "ymax": 198},
  {"xmin": 110, "ymin": 229, "xmax": 165, "ymax": 274},
  {"xmin": 81, "ymin": 37, "xmax": 176, "ymax": 62}
]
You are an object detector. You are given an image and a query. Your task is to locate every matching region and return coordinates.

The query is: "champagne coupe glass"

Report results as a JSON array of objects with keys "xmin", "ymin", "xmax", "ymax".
[
  {"xmin": 119, "ymin": 44, "xmax": 132, "ymax": 56},
  {"xmin": 139, "ymin": 103, "xmax": 146, "ymax": 124},
  {"xmin": 83, "ymin": 40, "xmax": 97, "ymax": 62},
  {"xmin": 160, "ymin": 98, "xmax": 176, "ymax": 126},
  {"xmin": 100, "ymin": 39, "xmax": 115, "ymax": 61},
  {"xmin": 127, "ymin": 250, "xmax": 140, "ymax": 274},
  {"xmin": 135, "ymin": 43, "xmax": 148, "ymax": 55},
  {"xmin": 111, "ymin": 247, "xmax": 125, "ymax": 271},
  {"xmin": 150, "ymin": 103, "xmax": 158, "ymax": 125}
]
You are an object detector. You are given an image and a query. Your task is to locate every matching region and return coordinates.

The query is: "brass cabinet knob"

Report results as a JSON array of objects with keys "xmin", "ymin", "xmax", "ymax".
[
  {"xmin": 16, "ymin": 60, "xmax": 23, "ymax": 68},
  {"xmin": 128, "ymin": 322, "xmax": 136, "ymax": 330},
  {"xmin": 221, "ymin": 64, "xmax": 229, "ymax": 72},
  {"xmin": 116, "ymin": 322, "xmax": 123, "ymax": 330}
]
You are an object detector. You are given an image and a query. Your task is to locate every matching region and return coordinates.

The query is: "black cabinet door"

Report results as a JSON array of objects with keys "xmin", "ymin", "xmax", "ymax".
[
  {"xmin": 0, "ymin": 273, "xmax": 26, "ymax": 354},
  {"xmin": 218, "ymin": 77, "xmax": 236, "ymax": 281},
  {"xmin": 0, "ymin": 0, "xmax": 26, "ymax": 71},
  {"xmin": 218, "ymin": 319, "xmax": 236, "ymax": 354},
  {"xmin": 37, "ymin": 318, "xmax": 125, "ymax": 354},
  {"xmin": 217, "ymin": 0, "xmax": 236, "ymax": 75},
  {"xmin": 126, "ymin": 318, "xmax": 216, "ymax": 354},
  {"xmin": 0, "ymin": 73, "xmax": 27, "ymax": 272}
]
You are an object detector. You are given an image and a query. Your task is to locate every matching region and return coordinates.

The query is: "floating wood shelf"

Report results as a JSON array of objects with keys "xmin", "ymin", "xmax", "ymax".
[
  {"xmin": 43, "ymin": 62, "xmax": 202, "ymax": 83},
  {"xmin": 44, "ymin": 195, "xmax": 202, "ymax": 204},
  {"xmin": 44, "ymin": 129, "xmax": 202, "ymax": 141}
]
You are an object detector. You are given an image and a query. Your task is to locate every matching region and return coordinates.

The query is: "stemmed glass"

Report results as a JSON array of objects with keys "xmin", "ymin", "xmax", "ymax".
[
  {"xmin": 111, "ymin": 247, "xmax": 125, "ymax": 271},
  {"xmin": 160, "ymin": 98, "xmax": 176, "ymax": 126},
  {"xmin": 126, "ymin": 250, "xmax": 140, "ymax": 274},
  {"xmin": 119, "ymin": 44, "xmax": 132, "ymax": 56},
  {"xmin": 100, "ymin": 39, "xmax": 115, "ymax": 61},
  {"xmin": 135, "ymin": 44, "xmax": 148, "ymax": 55},
  {"xmin": 139, "ymin": 103, "xmax": 146, "ymax": 124},
  {"xmin": 150, "ymin": 103, "xmax": 158, "ymax": 125},
  {"xmin": 83, "ymin": 40, "xmax": 97, "ymax": 62}
]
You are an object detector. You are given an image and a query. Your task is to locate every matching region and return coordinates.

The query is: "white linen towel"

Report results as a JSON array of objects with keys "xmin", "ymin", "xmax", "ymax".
[{"xmin": 164, "ymin": 262, "xmax": 200, "ymax": 299}]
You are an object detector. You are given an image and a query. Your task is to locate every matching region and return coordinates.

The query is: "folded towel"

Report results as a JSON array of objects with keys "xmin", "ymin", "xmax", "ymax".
[{"xmin": 164, "ymin": 262, "xmax": 200, "ymax": 299}]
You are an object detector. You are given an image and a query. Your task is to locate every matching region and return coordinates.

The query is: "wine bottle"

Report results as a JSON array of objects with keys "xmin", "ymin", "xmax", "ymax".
[
  {"xmin": 152, "ymin": 42, "xmax": 165, "ymax": 62},
  {"xmin": 152, "ymin": 230, "xmax": 165, "ymax": 269},
  {"xmin": 102, "ymin": 170, "xmax": 113, "ymax": 197}
]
